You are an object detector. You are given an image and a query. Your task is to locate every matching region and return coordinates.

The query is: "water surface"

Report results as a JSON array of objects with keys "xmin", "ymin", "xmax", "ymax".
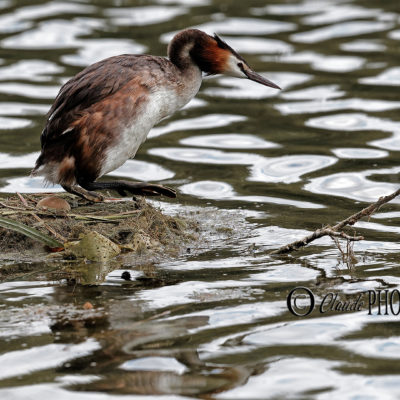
[{"xmin": 1, "ymin": 0, "xmax": 400, "ymax": 398}]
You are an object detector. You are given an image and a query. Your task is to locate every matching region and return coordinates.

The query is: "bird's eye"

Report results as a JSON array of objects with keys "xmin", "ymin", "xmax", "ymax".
[{"xmin": 237, "ymin": 62, "xmax": 243, "ymax": 70}]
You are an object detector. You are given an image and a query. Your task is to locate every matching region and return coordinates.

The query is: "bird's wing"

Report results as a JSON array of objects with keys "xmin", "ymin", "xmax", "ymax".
[{"xmin": 40, "ymin": 55, "xmax": 168, "ymax": 148}]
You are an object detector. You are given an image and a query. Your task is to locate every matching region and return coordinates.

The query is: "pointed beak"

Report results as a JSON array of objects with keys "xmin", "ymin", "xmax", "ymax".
[{"xmin": 244, "ymin": 69, "xmax": 281, "ymax": 90}]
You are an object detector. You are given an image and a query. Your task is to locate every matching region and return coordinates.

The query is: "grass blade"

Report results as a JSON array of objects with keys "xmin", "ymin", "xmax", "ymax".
[{"xmin": 0, "ymin": 216, "xmax": 64, "ymax": 249}]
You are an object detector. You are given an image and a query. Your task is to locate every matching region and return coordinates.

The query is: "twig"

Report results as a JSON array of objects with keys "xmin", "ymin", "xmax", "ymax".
[
  {"xmin": 0, "ymin": 201, "xmax": 28, "ymax": 211},
  {"xmin": 16, "ymin": 192, "xmax": 67, "ymax": 243},
  {"xmin": 324, "ymin": 228, "xmax": 363, "ymax": 241},
  {"xmin": 270, "ymin": 187, "xmax": 400, "ymax": 255},
  {"xmin": 16, "ymin": 192, "xmax": 29, "ymax": 207}
]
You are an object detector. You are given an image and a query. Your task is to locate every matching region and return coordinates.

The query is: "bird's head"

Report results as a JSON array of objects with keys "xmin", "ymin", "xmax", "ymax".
[{"xmin": 170, "ymin": 29, "xmax": 280, "ymax": 90}]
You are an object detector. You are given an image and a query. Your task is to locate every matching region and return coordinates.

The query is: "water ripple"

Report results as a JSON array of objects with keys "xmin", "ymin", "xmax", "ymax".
[
  {"xmin": 276, "ymin": 98, "xmax": 400, "ymax": 115},
  {"xmin": 306, "ymin": 113, "xmax": 400, "ymax": 151},
  {"xmin": 149, "ymin": 114, "xmax": 246, "ymax": 138},
  {"xmin": 389, "ymin": 29, "xmax": 400, "ymax": 40},
  {"xmin": 331, "ymin": 148, "xmax": 388, "ymax": 159},
  {"xmin": 281, "ymin": 85, "xmax": 344, "ymax": 100},
  {"xmin": 121, "ymin": 357, "xmax": 188, "ymax": 374},
  {"xmin": 180, "ymin": 180, "xmax": 323, "ymax": 209},
  {"xmin": 302, "ymin": 4, "xmax": 384, "ymax": 25},
  {"xmin": 162, "ymin": 18, "xmax": 296, "ymax": 40},
  {"xmin": 0, "ymin": 83, "xmax": 59, "ymax": 99},
  {"xmin": 219, "ymin": 357, "xmax": 400, "ymax": 399},
  {"xmin": 341, "ymin": 337, "xmax": 400, "ymax": 359},
  {"xmin": 180, "ymin": 133, "xmax": 280, "ymax": 149},
  {"xmin": 252, "ymin": 1, "xmax": 341, "ymax": 16},
  {"xmin": 0, "ymin": 177, "xmax": 62, "ymax": 193},
  {"xmin": 1, "ymin": 1, "xmax": 400, "ymax": 398},
  {"xmin": 0, "ymin": 60, "xmax": 64, "ymax": 82},
  {"xmin": 0, "ymin": 152, "xmax": 38, "ymax": 169},
  {"xmin": 272, "ymin": 51, "xmax": 365, "ymax": 72},
  {"xmin": 0, "ymin": 116, "xmax": 31, "ymax": 129},
  {"xmin": 2, "ymin": 18, "xmax": 103, "ymax": 49},
  {"xmin": 247, "ymin": 263, "xmax": 319, "ymax": 283},
  {"xmin": 213, "ymin": 36, "xmax": 293, "ymax": 55},
  {"xmin": 341, "ymin": 39, "xmax": 386, "ymax": 52},
  {"xmin": 62, "ymin": 38, "xmax": 147, "ymax": 67},
  {"xmin": 360, "ymin": 67, "xmax": 400, "ymax": 86},
  {"xmin": 0, "ymin": 102, "xmax": 49, "ymax": 116},
  {"xmin": 107, "ymin": 159, "xmax": 174, "ymax": 181},
  {"xmin": 291, "ymin": 21, "xmax": 393, "ymax": 43},
  {"xmin": 305, "ymin": 167, "xmax": 400, "ymax": 203},
  {"xmin": 7, "ymin": 2, "xmax": 95, "ymax": 21},
  {"xmin": 205, "ymin": 72, "xmax": 311, "ymax": 99},
  {"xmin": 105, "ymin": 6, "xmax": 186, "ymax": 26},
  {"xmin": 170, "ymin": 301, "xmax": 286, "ymax": 330},
  {"xmin": 156, "ymin": 0, "xmax": 209, "ymax": 4},
  {"xmin": 249, "ymin": 155, "xmax": 337, "ymax": 184},
  {"xmin": 149, "ymin": 147, "xmax": 261, "ymax": 165},
  {"xmin": 306, "ymin": 112, "xmax": 398, "ymax": 132},
  {"xmin": 0, "ymin": 339, "xmax": 100, "ymax": 380}
]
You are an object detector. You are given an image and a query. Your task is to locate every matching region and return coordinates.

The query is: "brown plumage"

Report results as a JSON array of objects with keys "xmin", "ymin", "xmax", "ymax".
[{"xmin": 32, "ymin": 29, "xmax": 280, "ymax": 202}]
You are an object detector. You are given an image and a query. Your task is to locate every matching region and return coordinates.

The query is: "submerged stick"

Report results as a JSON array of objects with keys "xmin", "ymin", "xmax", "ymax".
[{"xmin": 270, "ymin": 187, "xmax": 400, "ymax": 255}]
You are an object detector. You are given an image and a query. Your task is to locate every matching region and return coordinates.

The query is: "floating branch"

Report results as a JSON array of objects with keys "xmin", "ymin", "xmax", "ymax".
[{"xmin": 270, "ymin": 187, "xmax": 400, "ymax": 255}]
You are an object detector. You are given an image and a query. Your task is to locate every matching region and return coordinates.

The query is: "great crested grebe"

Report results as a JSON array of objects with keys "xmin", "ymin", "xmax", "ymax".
[{"xmin": 32, "ymin": 28, "xmax": 280, "ymax": 202}]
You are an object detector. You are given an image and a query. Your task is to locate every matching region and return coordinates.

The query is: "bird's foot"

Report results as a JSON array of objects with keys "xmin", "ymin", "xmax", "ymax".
[{"xmin": 62, "ymin": 184, "xmax": 104, "ymax": 203}]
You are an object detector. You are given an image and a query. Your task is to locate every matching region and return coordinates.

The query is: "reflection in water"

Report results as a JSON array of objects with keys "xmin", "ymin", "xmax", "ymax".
[
  {"xmin": 249, "ymin": 154, "xmax": 337, "ymax": 184},
  {"xmin": 180, "ymin": 180, "xmax": 323, "ymax": 208},
  {"xmin": 0, "ymin": 176, "xmax": 63, "ymax": 193},
  {"xmin": 0, "ymin": 82, "xmax": 59, "ymax": 99},
  {"xmin": 120, "ymin": 357, "xmax": 188, "ymax": 374},
  {"xmin": 0, "ymin": 339, "xmax": 101, "ymax": 380},
  {"xmin": 1, "ymin": 0, "xmax": 400, "ymax": 398},
  {"xmin": 331, "ymin": 147, "xmax": 388, "ymax": 159},
  {"xmin": 276, "ymin": 98, "xmax": 400, "ymax": 115},
  {"xmin": 360, "ymin": 67, "xmax": 400, "ymax": 86},
  {"xmin": 0, "ymin": 60, "xmax": 64, "ymax": 81},
  {"xmin": 281, "ymin": 84, "xmax": 344, "ymax": 100},
  {"xmin": 62, "ymin": 38, "xmax": 147, "ymax": 67},
  {"xmin": 306, "ymin": 112, "xmax": 395, "ymax": 131},
  {"xmin": 212, "ymin": 36, "xmax": 293, "ymax": 55},
  {"xmin": 291, "ymin": 21, "xmax": 394, "ymax": 43},
  {"xmin": 149, "ymin": 147, "xmax": 262, "ymax": 165},
  {"xmin": 2, "ymin": 19, "xmax": 99, "ymax": 49},
  {"xmin": 105, "ymin": 6, "xmax": 187, "ymax": 27},
  {"xmin": 149, "ymin": 114, "xmax": 245, "ymax": 138},
  {"xmin": 108, "ymin": 159, "xmax": 175, "ymax": 181},
  {"xmin": 161, "ymin": 18, "xmax": 296, "ymax": 41},
  {"xmin": 341, "ymin": 39, "xmax": 386, "ymax": 52},
  {"xmin": 0, "ymin": 116, "xmax": 31, "ymax": 129},
  {"xmin": 305, "ymin": 167, "xmax": 400, "ymax": 203},
  {"xmin": 306, "ymin": 113, "xmax": 400, "ymax": 151},
  {"xmin": 180, "ymin": 133, "xmax": 280, "ymax": 149},
  {"xmin": 274, "ymin": 51, "xmax": 365, "ymax": 72},
  {"xmin": 205, "ymin": 72, "xmax": 311, "ymax": 99}
]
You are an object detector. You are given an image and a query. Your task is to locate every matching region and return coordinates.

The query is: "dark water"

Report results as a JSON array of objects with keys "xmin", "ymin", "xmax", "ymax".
[{"xmin": 1, "ymin": 0, "xmax": 400, "ymax": 398}]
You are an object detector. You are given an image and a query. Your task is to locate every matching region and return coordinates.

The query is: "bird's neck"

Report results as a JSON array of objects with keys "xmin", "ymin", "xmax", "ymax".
[{"xmin": 168, "ymin": 29, "xmax": 209, "ymax": 71}]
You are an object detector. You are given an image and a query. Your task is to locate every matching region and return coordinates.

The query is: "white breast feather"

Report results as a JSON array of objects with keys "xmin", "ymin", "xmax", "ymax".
[{"xmin": 99, "ymin": 83, "xmax": 200, "ymax": 177}]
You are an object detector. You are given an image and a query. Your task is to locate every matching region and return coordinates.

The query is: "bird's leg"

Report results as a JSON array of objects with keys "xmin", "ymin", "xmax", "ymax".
[
  {"xmin": 61, "ymin": 184, "xmax": 104, "ymax": 203},
  {"xmin": 80, "ymin": 180, "xmax": 176, "ymax": 198}
]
